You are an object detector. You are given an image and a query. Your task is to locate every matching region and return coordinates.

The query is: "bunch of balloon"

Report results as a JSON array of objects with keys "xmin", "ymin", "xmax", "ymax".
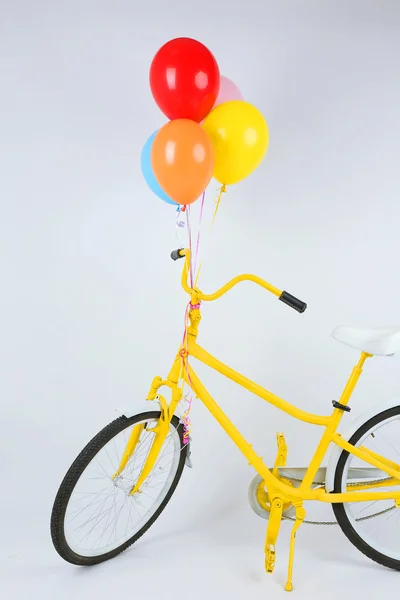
[
  {"xmin": 141, "ymin": 38, "xmax": 217, "ymax": 207},
  {"xmin": 141, "ymin": 37, "xmax": 270, "ymax": 208}
]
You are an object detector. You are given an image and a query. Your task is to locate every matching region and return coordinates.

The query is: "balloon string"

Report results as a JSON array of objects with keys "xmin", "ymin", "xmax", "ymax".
[
  {"xmin": 179, "ymin": 190, "xmax": 206, "ymax": 439},
  {"xmin": 194, "ymin": 264, "xmax": 202, "ymax": 289},
  {"xmin": 175, "ymin": 205, "xmax": 186, "ymax": 246},
  {"xmin": 211, "ymin": 184, "xmax": 226, "ymax": 229},
  {"xmin": 179, "ymin": 184, "xmax": 227, "ymax": 433},
  {"xmin": 193, "ymin": 191, "xmax": 205, "ymax": 286},
  {"xmin": 179, "ymin": 184, "xmax": 224, "ymax": 435},
  {"xmin": 182, "ymin": 393, "xmax": 193, "ymax": 445},
  {"xmin": 180, "ymin": 301, "xmax": 194, "ymax": 445},
  {"xmin": 186, "ymin": 206, "xmax": 194, "ymax": 288}
]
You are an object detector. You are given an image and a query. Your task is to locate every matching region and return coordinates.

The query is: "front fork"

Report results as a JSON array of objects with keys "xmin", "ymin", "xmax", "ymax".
[
  {"xmin": 128, "ymin": 392, "xmax": 171, "ymax": 495},
  {"xmin": 112, "ymin": 363, "xmax": 184, "ymax": 495}
]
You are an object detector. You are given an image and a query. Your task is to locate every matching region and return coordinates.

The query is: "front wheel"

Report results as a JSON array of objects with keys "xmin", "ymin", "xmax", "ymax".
[
  {"xmin": 51, "ymin": 412, "xmax": 187, "ymax": 565},
  {"xmin": 333, "ymin": 405, "xmax": 400, "ymax": 570}
]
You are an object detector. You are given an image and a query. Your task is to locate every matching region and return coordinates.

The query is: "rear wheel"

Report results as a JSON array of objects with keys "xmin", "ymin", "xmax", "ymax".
[
  {"xmin": 333, "ymin": 406, "xmax": 400, "ymax": 570},
  {"xmin": 51, "ymin": 412, "xmax": 187, "ymax": 565}
]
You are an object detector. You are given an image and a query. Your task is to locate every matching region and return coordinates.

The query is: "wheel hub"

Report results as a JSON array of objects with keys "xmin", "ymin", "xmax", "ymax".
[{"xmin": 113, "ymin": 475, "xmax": 134, "ymax": 494}]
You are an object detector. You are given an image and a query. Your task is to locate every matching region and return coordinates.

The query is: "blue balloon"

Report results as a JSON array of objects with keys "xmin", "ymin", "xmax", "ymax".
[{"xmin": 141, "ymin": 130, "xmax": 177, "ymax": 205}]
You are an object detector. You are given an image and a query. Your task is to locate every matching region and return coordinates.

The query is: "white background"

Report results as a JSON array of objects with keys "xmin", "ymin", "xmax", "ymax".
[{"xmin": 1, "ymin": 1, "xmax": 400, "ymax": 598}]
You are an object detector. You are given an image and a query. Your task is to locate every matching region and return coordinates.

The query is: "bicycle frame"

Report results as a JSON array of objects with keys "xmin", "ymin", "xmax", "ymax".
[
  {"xmin": 122, "ymin": 249, "xmax": 400, "ymax": 506},
  {"xmin": 177, "ymin": 344, "xmax": 400, "ymax": 504}
]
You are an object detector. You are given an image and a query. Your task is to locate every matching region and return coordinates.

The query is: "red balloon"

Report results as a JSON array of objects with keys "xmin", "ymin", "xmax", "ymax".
[{"xmin": 149, "ymin": 37, "xmax": 220, "ymax": 123}]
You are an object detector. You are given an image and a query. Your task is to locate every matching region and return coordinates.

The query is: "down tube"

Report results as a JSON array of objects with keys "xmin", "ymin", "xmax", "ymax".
[{"xmin": 185, "ymin": 365, "xmax": 275, "ymax": 486}]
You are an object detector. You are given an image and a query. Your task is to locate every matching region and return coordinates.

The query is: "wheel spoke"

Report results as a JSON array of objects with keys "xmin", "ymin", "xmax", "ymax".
[
  {"xmin": 57, "ymin": 415, "xmax": 184, "ymax": 560},
  {"xmin": 336, "ymin": 411, "xmax": 400, "ymax": 564}
]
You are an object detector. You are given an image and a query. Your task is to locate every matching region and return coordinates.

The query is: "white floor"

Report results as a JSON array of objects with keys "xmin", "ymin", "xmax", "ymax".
[{"xmin": 1, "ymin": 471, "xmax": 397, "ymax": 600}]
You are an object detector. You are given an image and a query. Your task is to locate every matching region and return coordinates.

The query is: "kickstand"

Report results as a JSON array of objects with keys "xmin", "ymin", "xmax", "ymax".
[{"xmin": 285, "ymin": 503, "xmax": 306, "ymax": 592}]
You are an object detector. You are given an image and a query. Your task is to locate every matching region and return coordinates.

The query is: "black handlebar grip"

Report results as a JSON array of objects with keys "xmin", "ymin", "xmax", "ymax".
[
  {"xmin": 279, "ymin": 291, "xmax": 307, "ymax": 313},
  {"xmin": 171, "ymin": 249, "xmax": 185, "ymax": 261}
]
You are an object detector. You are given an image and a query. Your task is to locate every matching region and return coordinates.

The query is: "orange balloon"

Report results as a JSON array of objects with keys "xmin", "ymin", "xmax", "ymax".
[{"xmin": 151, "ymin": 119, "xmax": 214, "ymax": 205}]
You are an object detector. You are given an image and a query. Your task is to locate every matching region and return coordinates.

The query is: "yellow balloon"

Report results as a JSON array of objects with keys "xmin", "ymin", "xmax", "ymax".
[{"xmin": 203, "ymin": 100, "xmax": 269, "ymax": 185}]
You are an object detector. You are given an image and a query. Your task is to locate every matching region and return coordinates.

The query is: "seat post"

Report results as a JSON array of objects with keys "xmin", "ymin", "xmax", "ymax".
[{"xmin": 338, "ymin": 351, "xmax": 372, "ymax": 409}]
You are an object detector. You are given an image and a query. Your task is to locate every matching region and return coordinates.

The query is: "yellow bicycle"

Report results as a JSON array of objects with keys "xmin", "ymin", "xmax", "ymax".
[{"xmin": 51, "ymin": 248, "xmax": 400, "ymax": 591}]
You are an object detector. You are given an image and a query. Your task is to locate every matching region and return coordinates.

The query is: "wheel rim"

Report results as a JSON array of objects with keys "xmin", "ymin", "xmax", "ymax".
[
  {"xmin": 341, "ymin": 414, "xmax": 400, "ymax": 560},
  {"xmin": 63, "ymin": 418, "xmax": 182, "ymax": 557}
]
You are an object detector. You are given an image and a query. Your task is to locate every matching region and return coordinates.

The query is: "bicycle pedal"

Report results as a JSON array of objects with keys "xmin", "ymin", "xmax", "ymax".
[{"xmin": 265, "ymin": 546, "xmax": 276, "ymax": 574}]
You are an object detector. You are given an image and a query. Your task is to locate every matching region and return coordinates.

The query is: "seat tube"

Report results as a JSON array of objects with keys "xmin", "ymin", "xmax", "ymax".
[{"xmin": 300, "ymin": 352, "xmax": 371, "ymax": 490}]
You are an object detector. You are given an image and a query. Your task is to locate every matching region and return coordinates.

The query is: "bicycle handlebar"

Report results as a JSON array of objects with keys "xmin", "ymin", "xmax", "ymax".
[
  {"xmin": 278, "ymin": 291, "xmax": 307, "ymax": 313},
  {"xmin": 170, "ymin": 248, "xmax": 307, "ymax": 313},
  {"xmin": 171, "ymin": 249, "xmax": 185, "ymax": 261}
]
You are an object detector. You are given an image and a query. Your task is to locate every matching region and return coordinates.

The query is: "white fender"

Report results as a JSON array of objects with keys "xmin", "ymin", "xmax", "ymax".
[
  {"xmin": 325, "ymin": 397, "xmax": 400, "ymax": 492},
  {"xmin": 116, "ymin": 398, "xmax": 184, "ymax": 420},
  {"xmin": 116, "ymin": 400, "xmax": 167, "ymax": 418}
]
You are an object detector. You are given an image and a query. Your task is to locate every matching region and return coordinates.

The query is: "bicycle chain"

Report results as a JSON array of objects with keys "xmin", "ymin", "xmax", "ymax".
[{"xmin": 281, "ymin": 476, "xmax": 397, "ymax": 526}]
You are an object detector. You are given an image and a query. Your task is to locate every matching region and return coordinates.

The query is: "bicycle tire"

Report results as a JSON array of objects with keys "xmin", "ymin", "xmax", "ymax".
[
  {"xmin": 332, "ymin": 405, "xmax": 400, "ymax": 570},
  {"xmin": 51, "ymin": 411, "xmax": 187, "ymax": 565}
]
